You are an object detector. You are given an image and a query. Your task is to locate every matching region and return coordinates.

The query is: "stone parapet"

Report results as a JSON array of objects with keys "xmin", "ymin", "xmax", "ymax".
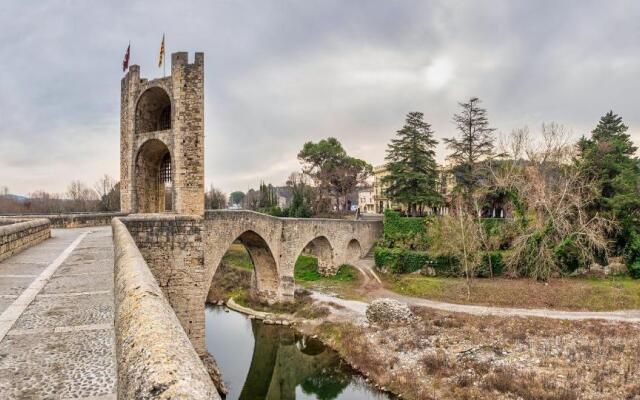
[
  {"xmin": 0, "ymin": 218, "xmax": 50, "ymax": 262},
  {"xmin": 119, "ymin": 213, "xmax": 206, "ymax": 354},
  {"xmin": 111, "ymin": 217, "xmax": 218, "ymax": 399},
  {"xmin": 0, "ymin": 212, "xmax": 128, "ymax": 228}
]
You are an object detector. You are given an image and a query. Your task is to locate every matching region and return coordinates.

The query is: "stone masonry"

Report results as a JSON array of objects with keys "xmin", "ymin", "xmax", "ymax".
[
  {"xmin": 120, "ymin": 52, "xmax": 204, "ymax": 215},
  {"xmin": 121, "ymin": 211, "xmax": 382, "ymax": 355}
]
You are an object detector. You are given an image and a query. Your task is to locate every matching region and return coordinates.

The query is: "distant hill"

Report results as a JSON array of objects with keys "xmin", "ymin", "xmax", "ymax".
[{"xmin": 2, "ymin": 194, "xmax": 29, "ymax": 203}]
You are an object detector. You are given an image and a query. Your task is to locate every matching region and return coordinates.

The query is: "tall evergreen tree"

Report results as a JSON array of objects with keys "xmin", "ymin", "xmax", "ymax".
[
  {"xmin": 383, "ymin": 112, "xmax": 441, "ymax": 216},
  {"xmin": 576, "ymin": 111, "xmax": 640, "ymax": 259},
  {"xmin": 444, "ymin": 97, "xmax": 496, "ymax": 200}
]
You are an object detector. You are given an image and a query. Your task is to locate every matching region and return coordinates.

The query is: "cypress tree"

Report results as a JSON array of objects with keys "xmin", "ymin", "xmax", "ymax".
[{"xmin": 383, "ymin": 112, "xmax": 441, "ymax": 216}]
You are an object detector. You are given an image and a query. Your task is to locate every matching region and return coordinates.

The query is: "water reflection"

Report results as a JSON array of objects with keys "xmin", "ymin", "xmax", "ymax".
[{"xmin": 205, "ymin": 305, "xmax": 392, "ymax": 400}]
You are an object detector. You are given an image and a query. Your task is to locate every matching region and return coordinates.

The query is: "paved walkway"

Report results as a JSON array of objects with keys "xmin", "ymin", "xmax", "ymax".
[
  {"xmin": 0, "ymin": 227, "xmax": 116, "ymax": 399},
  {"xmin": 326, "ymin": 257, "xmax": 640, "ymax": 323}
]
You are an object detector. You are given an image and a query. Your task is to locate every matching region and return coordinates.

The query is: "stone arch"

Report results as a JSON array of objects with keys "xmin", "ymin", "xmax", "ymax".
[
  {"xmin": 300, "ymin": 236, "xmax": 335, "ymax": 276},
  {"xmin": 346, "ymin": 238, "xmax": 362, "ymax": 262},
  {"xmin": 220, "ymin": 230, "xmax": 280, "ymax": 304},
  {"xmin": 134, "ymin": 139, "xmax": 173, "ymax": 213},
  {"xmin": 135, "ymin": 86, "xmax": 172, "ymax": 134}
]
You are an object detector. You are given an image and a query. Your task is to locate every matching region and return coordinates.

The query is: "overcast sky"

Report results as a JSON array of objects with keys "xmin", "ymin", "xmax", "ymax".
[{"xmin": 1, "ymin": 0, "xmax": 640, "ymax": 196}]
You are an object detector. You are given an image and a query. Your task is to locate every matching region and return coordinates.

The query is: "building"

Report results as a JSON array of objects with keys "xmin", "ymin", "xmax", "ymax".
[
  {"xmin": 373, "ymin": 165, "xmax": 402, "ymax": 213},
  {"xmin": 357, "ymin": 188, "xmax": 375, "ymax": 213},
  {"xmin": 372, "ymin": 164, "xmax": 455, "ymax": 215}
]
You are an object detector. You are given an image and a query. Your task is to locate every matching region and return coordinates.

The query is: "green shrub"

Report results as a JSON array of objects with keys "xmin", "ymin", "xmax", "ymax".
[
  {"xmin": 394, "ymin": 250, "xmax": 432, "ymax": 274},
  {"xmin": 476, "ymin": 252, "xmax": 505, "ymax": 278},
  {"xmin": 629, "ymin": 262, "xmax": 640, "ymax": 279},
  {"xmin": 382, "ymin": 209, "xmax": 430, "ymax": 250},
  {"xmin": 374, "ymin": 247, "xmax": 399, "ymax": 269}
]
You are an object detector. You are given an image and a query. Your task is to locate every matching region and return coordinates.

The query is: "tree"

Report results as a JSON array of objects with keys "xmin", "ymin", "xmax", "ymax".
[
  {"xmin": 383, "ymin": 112, "xmax": 441, "ymax": 216},
  {"xmin": 229, "ymin": 191, "xmax": 245, "ymax": 206},
  {"xmin": 497, "ymin": 125, "xmax": 614, "ymax": 280},
  {"xmin": 444, "ymin": 97, "xmax": 497, "ymax": 203},
  {"xmin": 575, "ymin": 111, "xmax": 640, "ymax": 258},
  {"xmin": 94, "ymin": 175, "xmax": 120, "ymax": 211},
  {"xmin": 286, "ymin": 172, "xmax": 313, "ymax": 217},
  {"xmin": 205, "ymin": 185, "xmax": 227, "ymax": 209},
  {"xmin": 298, "ymin": 137, "xmax": 372, "ymax": 210},
  {"xmin": 258, "ymin": 182, "xmax": 277, "ymax": 208},
  {"xmin": 67, "ymin": 180, "xmax": 98, "ymax": 212}
]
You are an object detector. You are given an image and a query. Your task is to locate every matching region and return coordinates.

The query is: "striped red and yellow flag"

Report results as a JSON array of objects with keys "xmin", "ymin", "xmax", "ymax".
[{"xmin": 158, "ymin": 34, "xmax": 165, "ymax": 68}]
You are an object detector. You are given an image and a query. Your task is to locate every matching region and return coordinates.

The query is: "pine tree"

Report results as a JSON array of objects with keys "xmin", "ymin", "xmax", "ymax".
[
  {"xmin": 383, "ymin": 112, "xmax": 441, "ymax": 216},
  {"xmin": 576, "ymin": 111, "xmax": 640, "ymax": 257},
  {"xmin": 444, "ymin": 97, "xmax": 496, "ymax": 200}
]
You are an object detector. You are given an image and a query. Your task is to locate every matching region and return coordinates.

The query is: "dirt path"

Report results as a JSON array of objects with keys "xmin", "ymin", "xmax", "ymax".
[{"xmin": 324, "ymin": 257, "xmax": 640, "ymax": 323}]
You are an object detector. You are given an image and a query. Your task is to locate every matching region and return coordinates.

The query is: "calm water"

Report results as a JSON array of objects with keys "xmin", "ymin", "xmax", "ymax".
[{"xmin": 205, "ymin": 304, "xmax": 393, "ymax": 400}]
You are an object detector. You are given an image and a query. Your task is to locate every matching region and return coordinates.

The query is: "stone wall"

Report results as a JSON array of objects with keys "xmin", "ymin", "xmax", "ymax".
[
  {"xmin": 0, "ymin": 212, "xmax": 128, "ymax": 228},
  {"xmin": 111, "ymin": 218, "xmax": 218, "ymax": 399},
  {"xmin": 0, "ymin": 218, "xmax": 50, "ymax": 262},
  {"xmin": 119, "ymin": 210, "xmax": 382, "ymax": 356},
  {"xmin": 119, "ymin": 214, "xmax": 207, "ymax": 354}
]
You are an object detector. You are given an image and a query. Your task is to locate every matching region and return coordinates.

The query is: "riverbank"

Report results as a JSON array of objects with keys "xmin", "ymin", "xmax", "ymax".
[
  {"xmin": 209, "ymin": 257, "xmax": 640, "ymax": 399},
  {"xmin": 214, "ymin": 291, "xmax": 640, "ymax": 400}
]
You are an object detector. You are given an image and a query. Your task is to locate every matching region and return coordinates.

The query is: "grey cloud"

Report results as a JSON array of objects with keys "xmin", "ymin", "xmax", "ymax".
[{"xmin": 1, "ymin": 0, "xmax": 639, "ymax": 196}]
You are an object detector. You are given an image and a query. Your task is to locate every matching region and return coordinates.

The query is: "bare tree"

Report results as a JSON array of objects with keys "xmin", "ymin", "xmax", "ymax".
[
  {"xmin": 67, "ymin": 180, "xmax": 99, "ymax": 212},
  {"xmin": 495, "ymin": 124, "xmax": 615, "ymax": 280},
  {"xmin": 437, "ymin": 199, "xmax": 484, "ymax": 297},
  {"xmin": 94, "ymin": 175, "xmax": 119, "ymax": 211},
  {"xmin": 205, "ymin": 185, "xmax": 227, "ymax": 210}
]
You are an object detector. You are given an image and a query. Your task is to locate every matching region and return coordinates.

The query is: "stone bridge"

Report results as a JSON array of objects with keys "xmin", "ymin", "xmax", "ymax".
[{"xmin": 121, "ymin": 210, "xmax": 382, "ymax": 354}]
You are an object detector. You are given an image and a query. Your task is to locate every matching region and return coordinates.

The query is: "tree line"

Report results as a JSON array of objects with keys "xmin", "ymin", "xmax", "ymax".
[{"xmin": 0, "ymin": 175, "xmax": 120, "ymax": 213}]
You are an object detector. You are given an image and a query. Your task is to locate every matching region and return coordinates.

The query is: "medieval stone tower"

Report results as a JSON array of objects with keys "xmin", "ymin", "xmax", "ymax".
[{"xmin": 119, "ymin": 52, "xmax": 204, "ymax": 215}]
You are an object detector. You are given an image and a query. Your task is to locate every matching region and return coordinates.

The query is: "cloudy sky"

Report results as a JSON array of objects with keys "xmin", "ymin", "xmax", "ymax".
[{"xmin": 1, "ymin": 0, "xmax": 640, "ymax": 196}]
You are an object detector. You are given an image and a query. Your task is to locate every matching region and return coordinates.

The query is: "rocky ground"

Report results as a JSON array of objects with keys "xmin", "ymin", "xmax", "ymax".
[{"xmin": 306, "ymin": 300, "xmax": 640, "ymax": 400}]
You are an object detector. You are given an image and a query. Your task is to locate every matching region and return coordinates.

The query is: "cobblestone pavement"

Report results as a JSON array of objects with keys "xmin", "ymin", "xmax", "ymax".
[{"xmin": 0, "ymin": 227, "xmax": 116, "ymax": 399}]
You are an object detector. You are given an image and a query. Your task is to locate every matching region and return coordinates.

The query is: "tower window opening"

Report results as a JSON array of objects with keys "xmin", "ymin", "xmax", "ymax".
[{"xmin": 159, "ymin": 106, "xmax": 171, "ymax": 131}]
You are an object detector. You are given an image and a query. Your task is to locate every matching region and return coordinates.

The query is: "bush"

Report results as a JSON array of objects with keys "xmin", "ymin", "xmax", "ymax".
[
  {"xmin": 382, "ymin": 209, "xmax": 430, "ymax": 250},
  {"xmin": 629, "ymin": 262, "xmax": 640, "ymax": 279},
  {"xmin": 375, "ymin": 247, "xmax": 457, "ymax": 275},
  {"xmin": 476, "ymin": 251, "xmax": 505, "ymax": 277}
]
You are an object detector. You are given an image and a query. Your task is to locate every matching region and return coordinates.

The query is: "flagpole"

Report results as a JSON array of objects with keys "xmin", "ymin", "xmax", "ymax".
[{"xmin": 163, "ymin": 33, "xmax": 166, "ymax": 78}]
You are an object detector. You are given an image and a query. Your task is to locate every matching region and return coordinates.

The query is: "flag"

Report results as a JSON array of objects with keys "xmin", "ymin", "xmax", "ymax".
[
  {"xmin": 158, "ymin": 34, "xmax": 165, "ymax": 68},
  {"xmin": 122, "ymin": 43, "xmax": 130, "ymax": 72}
]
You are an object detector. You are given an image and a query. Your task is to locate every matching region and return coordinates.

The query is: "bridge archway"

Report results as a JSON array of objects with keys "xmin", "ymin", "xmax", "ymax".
[
  {"xmin": 300, "ymin": 236, "xmax": 334, "ymax": 276},
  {"xmin": 134, "ymin": 139, "xmax": 173, "ymax": 213},
  {"xmin": 219, "ymin": 230, "xmax": 279, "ymax": 304},
  {"xmin": 135, "ymin": 86, "xmax": 172, "ymax": 134},
  {"xmin": 346, "ymin": 238, "xmax": 362, "ymax": 262}
]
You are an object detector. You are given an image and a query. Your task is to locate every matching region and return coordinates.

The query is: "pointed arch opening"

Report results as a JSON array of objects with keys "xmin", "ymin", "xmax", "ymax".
[
  {"xmin": 135, "ymin": 87, "xmax": 172, "ymax": 134},
  {"xmin": 134, "ymin": 139, "xmax": 173, "ymax": 213}
]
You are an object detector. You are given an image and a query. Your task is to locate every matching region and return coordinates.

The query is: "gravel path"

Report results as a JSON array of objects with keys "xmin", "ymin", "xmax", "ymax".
[
  {"xmin": 0, "ymin": 227, "xmax": 116, "ymax": 399},
  {"xmin": 318, "ymin": 257, "xmax": 640, "ymax": 323}
]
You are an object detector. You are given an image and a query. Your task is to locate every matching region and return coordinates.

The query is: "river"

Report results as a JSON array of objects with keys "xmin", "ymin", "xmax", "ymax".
[{"xmin": 205, "ymin": 304, "xmax": 393, "ymax": 400}]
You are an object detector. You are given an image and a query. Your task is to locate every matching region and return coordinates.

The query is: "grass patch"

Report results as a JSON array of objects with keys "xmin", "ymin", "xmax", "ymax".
[
  {"xmin": 221, "ymin": 242, "xmax": 254, "ymax": 270},
  {"xmin": 294, "ymin": 255, "xmax": 358, "ymax": 282},
  {"xmin": 383, "ymin": 274, "xmax": 640, "ymax": 311}
]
